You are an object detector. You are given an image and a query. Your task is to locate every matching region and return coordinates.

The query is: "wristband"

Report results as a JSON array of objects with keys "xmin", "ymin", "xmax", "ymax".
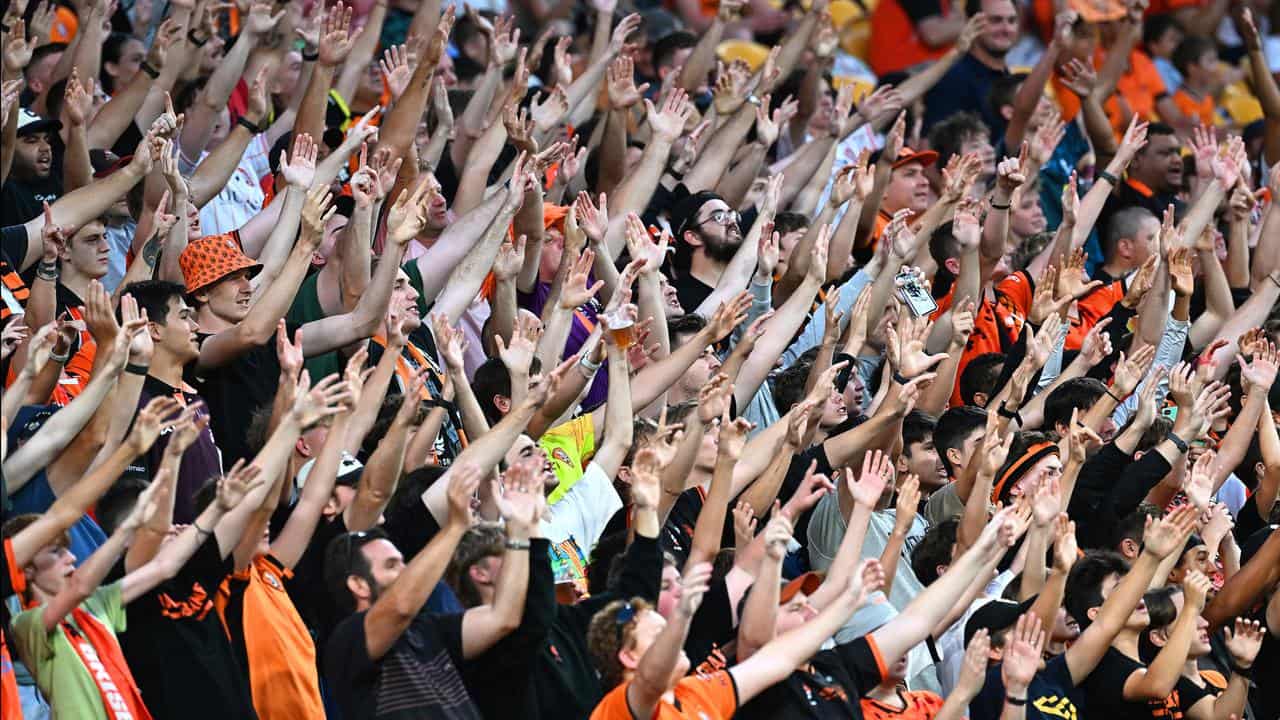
[
  {"xmin": 504, "ymin": 539, "xmax": 531, "ymax": 551},
  {"xmin": 1104, "ymin": 387, "xmax": 1123, "ymax": 403},
  {"xmin": 892, "ymin": 371, "xmax": 913, "ymax": 385},
  {"xmin": 302, "ymin": 48, "xmax": 319, "ymax": 62},
  {"xmin": 1098, "ymin": 170, "xmax": 1119, "ymax": 186},
  {"xmin": 36, "ymin": 260, "xmax": 59, "ymax": 281},
  {"xmin": 578, "ymin": 353, "xmax": 602, "ymax": 373},
  {"xmin": 188, "ymin": 30, "xmax": 209, "ymax": 47},
  {"xmin": 1166, "ymin": 430, "xmax": 1189, "ymax": 453},
  {"xmin": 125, "ymin": 363, "xmax": 150, "ymax": 376},
  {"xmin": 139, "ymin": 61, "xmax": 160, "ymax": 79},
  {"xmin": 49, "ymin": 347, "xmax": 71, "ymax": 364},
  {"xmin": 1229, "ymin": 661, "xmax": 1252, "ymax": 677},
  {"xmin": 1005, "ymin": 695, "xmax": 1028, "ymax": 706},
  {"xmin": 996, "ymin": 402, "xmax": 1022, "ymax": 425},
  {"xmin": 990, "ymin": 200, "xmax": 1011, "ymax": 211},
  {"xmin": 192, "ymin": 521, "xmax": 213, "ymax": 536},
  {"xmin": 236, "ymin": 116, "xmax": 263, "ymax": 134}
]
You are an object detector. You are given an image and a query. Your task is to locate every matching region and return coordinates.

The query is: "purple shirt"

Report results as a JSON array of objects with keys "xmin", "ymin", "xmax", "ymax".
[{"xmin": 517, "ymin": 280, "xmax": 608, "ymax": 408}]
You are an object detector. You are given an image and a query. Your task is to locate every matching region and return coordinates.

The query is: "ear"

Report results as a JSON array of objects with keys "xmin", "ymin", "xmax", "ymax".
[
  {"xmin": 973, "ymin": 391, "xmax": 989, "ymax": 408},
  {"xmin": 944, "ymin": 257, "xmax": 961, "ymax": 275},
  {"xmin": 345, "ymin": 574, "xmax": 370, "ymax": 603},
  {"xmin": 494, "ymin": 395, "xmax": 511, "ymax": 414},
  {"xmin": 1120, "ymin": 537, "xmax": 1140, "ymax": 559},
  {"xmin": 1256, "ymin": 462, "xmax": 1266, "ymax": 483},
  {"xmin": 895, "ymin": 454, "xmax": 909, "ymax": 474},
  {"xmin": 987, "ymin": 644, "xmax": 1003, "ymax": 662},
  {"xmin": 468, "ymin": 562, "xmax": 492, "ymax": 586},
  {"xmin": 946, "ymin": 446, "xmax": 965, "ymax": 472},
  {"xmin": 147, "ymin": 321, "xmax": 164, "ymax": 343},
  {"xmin": 294, "ymin": 436, "xmax": 312, "ymax": 458},
  {"xmin": 1087, "ymin": 606, "xmax": 1101, "ymax": 623},
  {"xmin": 618, "ymin": 646, "xmax": 642, "ymax": 672},
  {"xmin": 322, "ymin": 494, "xmax": 341, "ymax": 518},
  {"xmin": 1000, "ymin": 105, "xmax": 1014, "ymax": 122},
  {"xmin": 936, "ymin": 564, "xmax": 949, "ymax": 580},
  {"xmin": 683, "ymin": 229, "xmax": 704, "ymax": 249}
]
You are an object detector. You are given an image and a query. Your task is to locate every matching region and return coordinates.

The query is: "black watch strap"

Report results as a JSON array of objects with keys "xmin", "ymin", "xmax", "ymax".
[
  {"xmin": 1166, "ymin": 430, "xmax": 1189, "ymax": 453},
  {"xmin": 236, "ymin": 116, "xmax": 262, "ymax": 134}
]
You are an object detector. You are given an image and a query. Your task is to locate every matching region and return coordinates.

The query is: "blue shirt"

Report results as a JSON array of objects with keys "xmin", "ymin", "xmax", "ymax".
[{"xmin": 923, "ymin": 53, "xmax": 1011, "ymax": 134}]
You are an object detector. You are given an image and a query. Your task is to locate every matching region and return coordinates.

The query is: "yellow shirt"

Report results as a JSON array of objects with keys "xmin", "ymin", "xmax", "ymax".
[{"xmin": 541, "ymin": 415, "xmax": 596, "ymax": 504}]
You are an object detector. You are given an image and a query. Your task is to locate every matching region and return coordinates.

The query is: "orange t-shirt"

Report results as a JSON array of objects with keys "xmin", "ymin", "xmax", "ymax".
[
  {"xmin": 868, "ymin": 0, "xmax": 954, "ymax": 77},
  {"xmin": 1065, "ymin": 281, "xmax": 1124, "ymax": 350},
  {"xmin": 2, "ymin": 539, "xmax": 25, "ymax": 720},
  {"xmin": 1172, "ymin": 88, "xmax": 1216, "ymax": 127},
  {"xmin": 933, "ymin": 270, "xmax": 1034, "ymax": 406},
  {"xmin": 860, "ymin": 689, "xmax": 947, "ymax": 719},
  {"xmin": 590, "ymin": 670, "xmax": 739, "ymax": 720},
  {"xmin": 217, "ymin": 554, "xmax": 324, "ymax": 720},
  {"xmin": 1107, "ymin": 50, "xmax": 1168, "ymax": 135}
]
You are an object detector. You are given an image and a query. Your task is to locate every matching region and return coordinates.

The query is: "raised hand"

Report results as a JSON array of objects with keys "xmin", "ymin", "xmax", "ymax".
[
  {"xmin": 531, "ymin": 86, "xmax": 569, "ymax": 132},
  {"xmin": 216, "ymin": 460, "xmax": 266, "ymax": 510},
  {"xmin": 558, "ymin": 248, "xmax": 605, "ymax": 309},
  {"xmin": 1056, "ymin": 248, "xmax": 1103, "ymax": 301},
  {"xmin": 319, "ymin": 3, "xmax": 355, "ymax": 66},
  {"xmin": 495, "ymin": 461, "xmax": 546, "ymax": 537},
  {"xmin": 782, "ymin": 462, "xmax": 836, "ymax": 519},
  {"xmin": 1238, "ymin": 340, "xmax": 1279, "ymax": 391},
  {"xmin": 732, "ymin": 501, "xmax": 757, "ymax": 552},
  {"xmin": 387, "ymin": 174, "xmax": 440, "ymax": 244},
  {"xmin": 629, "ymin": 447, "xmax": 664, "ymax": 510},
  {"xmin": 624, "ymin": 213, "xmax": 670, "ymax": 273},
  {"xmin": 849, "ymin": 449, "xmax": 894, "ymax": 508},
  {"xmin": 445, "ymin": 461, "xmax": 482, "ymax": 530},
  {"xmin": 761, "ymin": 511, "xmax": 793, "ymax": 561},
  {"xmin": 1183, "ymin": 449, "xmax": 1217, "ymax": 511},
  {"xmin": 3, "ymin": 21, "xmax": 34, "ymax": 73},
  {"xmin": 646, "ymin": 88, "xmax": 692, "ymax": 143},
  {"xmin": 1111, "ymin": 343, "xmax": 1157, "ymax": 399},
  {"xmin": 1052, "ymin": 515, "xmax": 1078, "ymax": 573},
  {"xmin": 704, "ymin": 292, "xmax": 751, "ymax": 342},
  {"xmin": 166, "ymin": 402, "xmax": 211, "ymax": 457},
  {"xmin": 1142, "ymin": 504, "xmax": 1199, "ymax": 558},
  {"xmin": 1222, "ymin": 617, "xmax": 1264, "ymax": 669},
  {"xmin": 1183, "ymin": 568, "xmax": 1212, "ymax": 612},
  {"xmin": 607, "ymin": 55, "xmax": 648, "ymax": 109},
  {"xmin": 954, "ymin": 628, "xmax": 992, "ymax": 700},
  {"xmin": 1002, "ymin": 613, "xmax": 1046, "ymax": 695},
  {"xmin": 62, "ymin": 69, "xmax": 95, "ymax": 127},
  {"xmin": 280, "ymin": 133, "xmax": 319, "ymax": 189},
  {"xmin": 127, "ymin": 396, "xmax": 183, "ymax": 454},
  {"xmin": 886, "ymin": 312, "xmax": 948, "ymax": 379},
  {"xmin": 676, "ymin": 562, "xmax": 714, "ymax": 617}
]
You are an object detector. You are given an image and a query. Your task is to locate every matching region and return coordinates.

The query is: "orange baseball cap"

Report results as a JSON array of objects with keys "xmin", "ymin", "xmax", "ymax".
[
  {"xmin": 1070, "ymin": 0, "xmax": 1125, "ymax": 23},
  {"xmin": 178, "ymin": 234, "xmax": 263, "ymax": 294},
  {"xmin": 779, "ymin": 571, "xmax": 823, "ymax": 605}
]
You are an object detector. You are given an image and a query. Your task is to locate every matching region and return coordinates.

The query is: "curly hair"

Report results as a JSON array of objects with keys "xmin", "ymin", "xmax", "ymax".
[{"xmin": 587, "ymin": 597, "xmax": 653, "ymax": 691}]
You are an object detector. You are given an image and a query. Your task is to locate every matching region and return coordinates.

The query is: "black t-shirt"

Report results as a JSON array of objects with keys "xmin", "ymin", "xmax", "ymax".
[
  {"xmin": 0, "ymin": 175, "xmax": 61, "ymax": 227},
  {"xmin": 286, "ymin": 512, "xmax": 349, "ymax": 641},
  {"xmin": 969, "ymin": 653, "xmax": 1082, "ymax": 720},
  {"xmin": 1082, "ymin": 646, "xmax": 1184, "ymax": 719},
  {"xmin": 661, "ymin": 487, "xmax": 704, "ymax": 567},
  {"xmin": 738, "ymin": 635, "xmax": 887, "ymax": 720},
  {"xmin": 672, "ymin": 271, "xmax": 714, "ymax": 315},
  {"xmin": 324, "ymin": 608, "xmax": 481, "ymax": 720},
  {"xmin": 899, "ymin": 0, "xmax": 945, "ymax": 22},
  {"xmin": 686, "ymin": 577, "xmax": 735, "ymax": 673},
  {"xmin": 131, "ymin": 375, "xmax": 221, "ymax": 524},
  {"xmin": 121, "ymin": 539, "xmax": 258, "ymax": 720},
  {"xmin": 190, "ymin": 329, "xmax": 289, "ymax": 467},
  {"xmin": 1251, "ymin": 623, "xmax": 1279, "ymax": 720}
]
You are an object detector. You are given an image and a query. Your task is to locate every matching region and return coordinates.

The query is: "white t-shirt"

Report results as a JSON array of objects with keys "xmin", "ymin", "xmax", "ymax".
[
  {"xmin": 540, "ymin": 461, "xmax": 622, "ymax": 590},
  {"xmin": 188, "ymin": 133, "xmax": 271, "ymax": 236}
]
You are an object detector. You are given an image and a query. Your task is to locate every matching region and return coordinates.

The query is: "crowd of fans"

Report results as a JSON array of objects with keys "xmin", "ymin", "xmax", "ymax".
[{"xmin": 0, "ymin": 0, "xmax": 1278, "ymax": 716}]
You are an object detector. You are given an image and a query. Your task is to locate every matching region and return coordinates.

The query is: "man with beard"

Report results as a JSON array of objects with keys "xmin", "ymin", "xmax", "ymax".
[
  {"xmin": 1100, "ymin": 123, "xmax": 1185, "ymax": 227},
  {"xmin": 669, "ymin": 191, "xmax": 745, "ymax": 314},
  {"xmin": 2, "ymin": 110, "xmax": 62, "ymax": 225},
  {"xmin": 922, "ymin": 0, "xmax": 1020, "ymax": 133}
]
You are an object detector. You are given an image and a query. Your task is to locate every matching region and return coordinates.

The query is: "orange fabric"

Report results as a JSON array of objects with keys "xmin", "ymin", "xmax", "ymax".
[
  {"xmin": 216, "ymin": 555, "xmax": 324, "ymax": 720},
  {"xmin": 933, "ymin": 271, "xmax": 1033, "ymax": 407},
  {"xmin": 1065, "ymin": 281, "xmax": 1123, "ymax": 350},
  {"xmin": 1172, "ymin": 88, "xmax": 1216, "ymax": 126},
  {"xmin": 868, "ymin": 0, "xmax": 953, "ymax": 77},
  {"xmin": 49, "ymin": 6, "xmax": 78, "ymax": 43},
  {"xmin": 1, "ymin": 630, "xmax": 19, "ymax": 720},
  {"xmin": 179, "ymin": 233, "xmax": 261, "ymax": 294},
  {"xmin": 63, "ymin": 608, "xmax": 154, "ymax": 720},
  {"xmin": 1107, "ymin": 50, "xmax": 1167, "ymax": 135},
  {"xmin": 860, "ymin": 690, "xmax": 946, "ymax": 719},
  {"xmin": 1146, "ymin": 0, "xmax": 1203, "ymax": 13},
  {"xmin": 0, "ymin": 261, "xmax": 29, "ymax": 320},
  {"xmin": 1052, "ymin": 73, "xmax": 1084, "ymax": 122},
  {"xmin": 590, "ymin": 670, "xmax": 738, "ymax": 720}
]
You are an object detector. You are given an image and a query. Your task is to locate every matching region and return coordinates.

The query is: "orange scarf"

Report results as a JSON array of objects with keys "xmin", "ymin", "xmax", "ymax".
[{"xmin": 63, "ymin": 608, "xmax": 153, "ymax": 720}]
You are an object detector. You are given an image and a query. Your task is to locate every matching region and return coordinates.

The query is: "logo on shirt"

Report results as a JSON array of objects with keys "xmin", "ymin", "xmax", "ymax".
[
  {"xmin": 262, "ymin": 570, "xmax": 282, "ymax": 590},
  {"xmin": 1031, "ymin": 694, "xmax": 1077, "ymax": 720}
]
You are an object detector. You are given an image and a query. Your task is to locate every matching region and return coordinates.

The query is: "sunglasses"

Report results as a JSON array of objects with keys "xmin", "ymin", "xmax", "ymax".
[{"xmin": 614, "ymin": 601, "xmax": 637, "ymax": 644}]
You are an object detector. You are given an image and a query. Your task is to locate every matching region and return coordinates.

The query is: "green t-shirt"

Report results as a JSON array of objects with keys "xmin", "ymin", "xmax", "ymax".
[
  {"xmin": 12, "ymin": 580, "xmax": 127, "ymax": 719},
  {"xmin": 286, "ymin": 271, "xmax": 343, "ymax": 380}
]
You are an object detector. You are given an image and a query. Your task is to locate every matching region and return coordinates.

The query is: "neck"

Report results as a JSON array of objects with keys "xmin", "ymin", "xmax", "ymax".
[
  {"xmin": 149, "ymin": 347, "xmax": 187, "ymax": 387},
  {"xmin": 1184, "ymin": 78, "xmax": 1213, "ymax": 96},
  {"xmin": 195, "ymin": 306, "xmax": 234, "ymax": 334},
  {"xmin": 1101, "ymin": 259, "xmax": 1135, "ymax": 278},
  {"xmin": 688, "ymin": 252, "xmax": 727, "ymax": 287},
  {"xmin": 1182, "ymin": 658, "xmax": 1200, "ymax": 680},
  {"xmin": 1113, "ymin": 630, "xmax": 1141, "ymax": 659},
  {"xmin": 59, "ymin": 269, "xmax": 95, "ymax": 299},
  {"xmin": 867, "ymin": 683, "xmax": 904, "ymax": 704}
]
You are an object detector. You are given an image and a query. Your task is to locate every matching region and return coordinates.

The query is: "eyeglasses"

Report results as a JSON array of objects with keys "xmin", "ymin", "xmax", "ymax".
[
  {"xmin": 614, "ymin": 601, "xmax": 637, "ymax": 644},
  {"xmin": 694, "ymin": 209, "xmax": 740, "ymax": 229}
]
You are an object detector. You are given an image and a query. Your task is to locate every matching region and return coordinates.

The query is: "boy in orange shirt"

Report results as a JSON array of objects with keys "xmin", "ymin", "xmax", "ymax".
[{"xmin": 1170, "ymin": 35, "xmax": 1223, "ymax": 127}]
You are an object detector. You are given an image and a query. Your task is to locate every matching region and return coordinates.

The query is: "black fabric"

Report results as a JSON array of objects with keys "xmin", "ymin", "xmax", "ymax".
[
  {"xmin": 0, "ymin": 176, "xmax": 61, "ymax": 227},
  {"xmin": 121, "ymin": 538, "xmax": 258, "ymax": 720},
  {"xmin": 738, "ymin": 636, "xmax": 886, "ymax": 720},
  {"xmin": 1099, "ymin": 181, "xmax": 1184, "ymax": 238},
  {"xmin": 1070, "ymin": 442, "xmax": 1173, "ymax": 549},
  {"xmin": 685, "ymin": 577, "xmax": 734, "ymax": 672},
  {"xmin": 1081, "ymin": 646, "xmax": 1169, "ymax": 719},
  {"xmin": 898, "ymin": 0, "xmax": 946, "ymax": 23},
  {"xmin": 969, "ymin": 654, "xmax": 1081, "ymax": 720},
  {"xmin": 672, "ymin": 271, "xmax": 714, "ymax": 315},
  {"xmin": 286, "ymin": 513, "xmax": 349, "ymax": 644},
  {"xmin": 1, "ymin": 225, "xmax": 28, "ymax": 272},
  {"xmin": 1252, "ymin": 628, "xmax": 1280, "ymax": 720},
  {"xmin": 324, "ymin": 608, "xmax": 480, "ymax": 720},
  {"xmin": 131, "ymin": 375, "xmax": 221, "ymax": 524},
  {"xmin": 190, "ymin": 327, "xmax": 291, "ymax": 467},
  {"xmin": 661, "ymin": 488, "xmax": 703, "ymax": 567}
]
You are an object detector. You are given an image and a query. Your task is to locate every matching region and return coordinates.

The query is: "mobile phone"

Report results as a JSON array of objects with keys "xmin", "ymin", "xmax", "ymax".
[{"xmin": 896, "ymin": 270, "xmax": 937, "ymax": 318}]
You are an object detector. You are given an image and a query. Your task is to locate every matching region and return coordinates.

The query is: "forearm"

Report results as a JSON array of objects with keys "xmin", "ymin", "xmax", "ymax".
[
  {"xmin": 2, "ymin": 366, "xmax": 118, "ymax": 491},
  {"xmin": 181, "ymin": 34, "xmax": 254, "ymax": 159},
  {"xmin": 295, "ymin": 64, "xmax": 336, "ymax": 144},
  {"xmin": 683, "ymin": 106, "xmax": 755, "ymax": 194},
  {"xmin": 1224, "ymin": 214, "xmax": 1251, "ymax": 288},
  {"xmin": 414, "ymin": 189, "xmax": 508, "ymax": 303},
  {"xmin": 737, "ymin": 443, "xmax": 794, "ymax": 517},
  {"xmin": 737, "ymin": 554, "xmax": 781, "ymax": 659},
  {"xmin": 734, "ymin": 278, "xmax": 821, "ymax": 405},
  {"xmin": 603, "ymin": 137, "xmax": 675, "ymax": 257},
  {"xmin": 435, "ymin": 197, "xmax": 517, "ymax": 324},
  {"xmin": 87, "ymin": 72, "xmax": 153, "ymax": 148},
  {"xmin": 678, "ymin": 17, "xmax": 724, "ymax": 93},
  {"xmin": 716, "ymin": 142, "xmax": 768, "ymax": 209},
  {"xmin": 449, "ymin": 363, "xmax": 491, "ymax": 442},
  {"xmin": 897, "ymin": 47, "xmax": 963, "ymax": 108},
  {"xmin": 788, "ymin": 140, "xmax": 838, "ymax": 219},
  {"xmin": 188, "ymin": 126, "xmax": 255, "ymax": 208}
]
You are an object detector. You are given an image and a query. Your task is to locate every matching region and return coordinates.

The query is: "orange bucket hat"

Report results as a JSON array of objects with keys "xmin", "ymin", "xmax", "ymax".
[{"xmin": 178, "ymin": 234, "xmax": 263, "ymax": 295}]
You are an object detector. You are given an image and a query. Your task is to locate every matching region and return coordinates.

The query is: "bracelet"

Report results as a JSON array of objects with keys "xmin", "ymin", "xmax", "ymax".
[
  {"xmin": 1005, "ymin": 695, "xmax": 1028, "ymax": 706},
  {"xmin": 188, "ymin": 30, "xmax": 209, "ymax": 47},
  {"xmin": 36, "ymin": 260, "xmax": 59, "ymax": 281},
  {"xmin": 892, "ymin": 371, "xmax": 913, "ymax": 385},
  {"xmin": 236, "ymin": 116, "xmax": 262, "ymax": 134},
  {"xmin": 1104, "ymin": 387, "xmax": 1123, "ymax": 403},
  {"xmin": 1269, "ymin": 274, "xmax": 1280, "ymax": 290},
  {"xmin": 125, "ymin": 363, "xmax": 150, "ymax": 376},
  {"xmin": 49, "ymin": 347, "xmax": 71, "ymax": 364},
  {"xmin": 996, "ymin": 402, "xmax": 1022, "ymax": 425},
  {"xmin": 139, "ymin": 61, "xmax": 160, "ymax": 79},
  {"xmin": 192, "ymin": 521, "xmax": 213, "ymax": 536},
  {"xmin": 302, "ymin": 48, "xmax": 319, "ymax": 62},
  {"xmin": 578, "ymin": 354, "xmax": 602, "ymax": 373},
  {"xmin": 504, "ymin": 539, "xmax": 531, "ymax": 551},
  {"xmin": 1098, "ymin": 170, "xmax": 1120, "ymax": 186},
  {"xmin": 1166, "ymin": 430, "xmax": 1189, "ymax": 453},
  {"xmin": 990, "ymin": 200, "xmax": 1011, "ymax": 211}
]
